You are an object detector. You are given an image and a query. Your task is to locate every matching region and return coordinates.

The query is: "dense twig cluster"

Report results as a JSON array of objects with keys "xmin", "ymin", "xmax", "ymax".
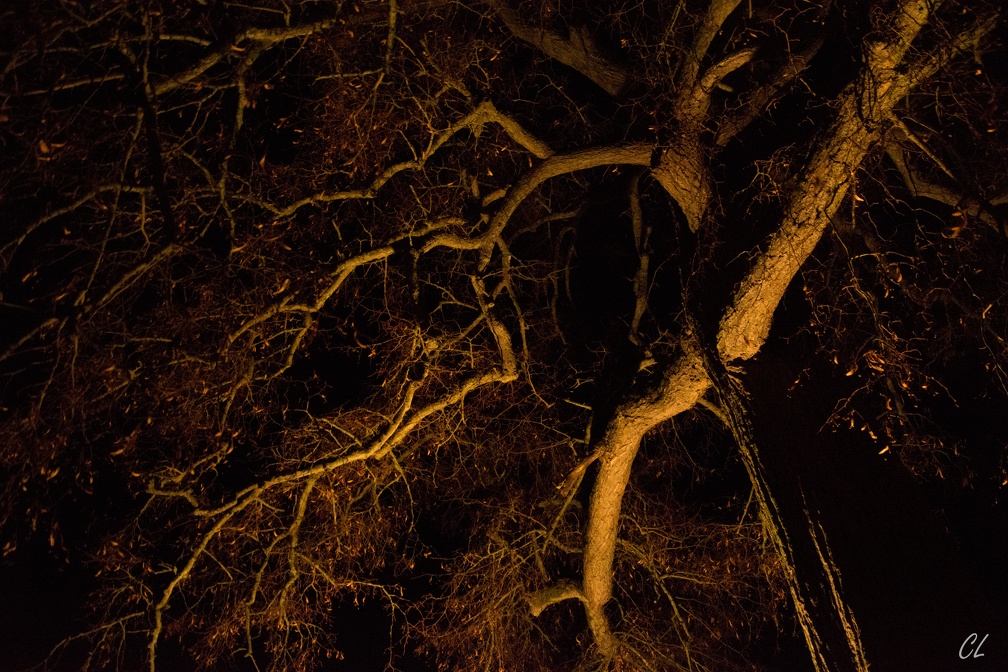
[{"xmin": 1, "ymin": 1, "xmax": 1004, "ymax": 671}]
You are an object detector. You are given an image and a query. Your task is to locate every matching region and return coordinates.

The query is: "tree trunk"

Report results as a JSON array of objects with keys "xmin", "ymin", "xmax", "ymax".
[{"xmin": 579, "ymin": 1, "xmax": 1000, "ymax": 663}]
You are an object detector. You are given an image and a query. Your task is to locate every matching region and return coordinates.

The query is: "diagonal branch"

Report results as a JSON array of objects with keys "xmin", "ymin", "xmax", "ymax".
[
  {"xmin": 715, "ymin": 38, "xmax": 824, "ymax": 147},
  {"xmin": 147, "ymin": 306, "xmax": 518, "ymax": 670},
  {"xmin": 255, "ymin": 100, "xmax": 553, "ymax": 220},
  {"xmin": 675, "ymin": 0, "xmax": 743, "ymax": 96},
  {"xmin": 426, "ymin": 143, "xmax": 653, "ymax": 266},
  {"xmin": 579, "ymin": 0, "xmax": 993, "ymax": 662},
  {"xmin": 489, "ymin": 1, "xmax": 628, "ymax": 96},
  {"xmin": 153, "ymin": 17, "xmax": 341, "ymax": 96}
]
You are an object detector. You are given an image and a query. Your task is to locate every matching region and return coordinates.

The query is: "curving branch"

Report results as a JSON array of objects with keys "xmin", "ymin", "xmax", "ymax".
[
  {"xmin": 229, "ymin": 137, "xmax": 647, "ymax": 376},
  {"xmin": 420, "ymin": 143, "xmax": 654, "ymax": 267},
  {"xmin": 147, "ymin": 304, "xmax": 518, "ymax": 670},
  {"xmin": 255, "ymin": 100, "xmax": 554, "ymax": 220},
  {"xmin": 579, "ymin": 0, "xmax": 992, "ymax": 662}
]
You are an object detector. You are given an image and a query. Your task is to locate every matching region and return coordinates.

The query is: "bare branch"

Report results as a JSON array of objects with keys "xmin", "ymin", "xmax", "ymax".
[
  {"xmin": 678, "ymin": 46, "xmax": 757, "ymax": 125},
  {"xmin": 651, "ymin": 137, "xmax": 711, "ymax": 232},
  {"xmin": 676, "ymin": 0, "xmax": 743, "ymax": 95},
  {"xmin": 260, "ymin": 101, "xmax": 552, "ymax": 219},
  {"xmin": 581, "ymin": 2, "xmax": 998, "ymax": 659},
  {"xmin": 718, "ymin": 1, "xmax": 982, "ymax": 362},
  {"xmin": 426, "ymin": 142, "xmax": 653, "ymax": 266},
  {"xmin": 886, "ymin": 144, "xmax": 1003, "ymax": 233},
  {"xmin": 490, "ymin": 1, "xmax": 627, "ymax": 96}
]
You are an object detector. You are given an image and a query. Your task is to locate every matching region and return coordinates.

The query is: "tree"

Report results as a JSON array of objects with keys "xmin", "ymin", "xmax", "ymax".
[{"xmin": 1, "ymin": 0, "xmax": 1005, "ymax": 670}]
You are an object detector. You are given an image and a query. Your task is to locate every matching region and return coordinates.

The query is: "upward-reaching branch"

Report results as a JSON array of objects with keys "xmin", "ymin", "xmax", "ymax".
[
  {"xmin": 580, "ymin": 0, "xmax": 996, "ymax": 663},
  {"xmin": 675, "ymin": 0, "xmax": 743, "ymax": 96},
  {"xmin": 719, "ymin": 0, "xmax": 989, "ymax": 362}
]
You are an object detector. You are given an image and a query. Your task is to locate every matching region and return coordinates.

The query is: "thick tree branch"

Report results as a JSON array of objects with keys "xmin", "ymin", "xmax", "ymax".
[
  {"xmin": 651, "ymin": 137, "xmax": 711, "ymax": 232},
  {"xmin": 528, "ymin": 578, "xmax": 584, "ymax": 617},
  {"xmin": 676, "ymin": 0, "xmax": 743, "ymax": 96},
  {"xmin": 490, "ymin": 1, "xmax": 628, "ymax": 96},
  {"xmin": 719, "ymin": 5, "xmax": 996, "ymax": 362},
  {"xmin": 580, "ymin": 0, "xmax": 993, "ymax": 661}
]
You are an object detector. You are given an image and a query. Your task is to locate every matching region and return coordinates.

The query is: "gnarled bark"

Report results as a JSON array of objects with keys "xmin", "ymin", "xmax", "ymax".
[{"xmin": 579, "ymin": 0, "xmax": 992, "ymax": 664}]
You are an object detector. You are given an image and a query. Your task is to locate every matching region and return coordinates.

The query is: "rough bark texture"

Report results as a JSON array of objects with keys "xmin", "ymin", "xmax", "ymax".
[{"xmin": 579, "ymin": 0, "xmax": 992, "ymax": 661}]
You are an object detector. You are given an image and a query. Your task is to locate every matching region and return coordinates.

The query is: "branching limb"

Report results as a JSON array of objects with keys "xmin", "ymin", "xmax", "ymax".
[
  {"xmin": 228, "ymin": 246, "xmax": 395, "ymax": 344},
  {"xmin": 257, "ymin": 100, "xmax": 552, "ymax": 219},
  {"xmin": 153, "ymin": 17, "xmax": 341, "ymax": 97},
  {"xmin": 148, "ymin": 497, "xmax": 256, "ymax": 672},
  {"xmin": 277, "ymin": 475, "xmax": 320, "ymax": 620},
  {"xmin": 678, "ymin": 46, "xmax": 757, "ymax": 124},
  {"xmin": 0, "ymin": 317, "xmax": 60, "ymax": 364},
  {"xmin": 147, "ymin": 301, "xmax": 518, "ymax": 667},
  {"xmin": 172, "ymin": 302, "xmax": 519, "ymax": 517},
  {"xmin": 582, "ymin": 0, "xmax": 995, "ymax": 661},
  {"xmin": 676, "ymin": 0, "xmax": 744, "ymax": 96},
  {"xmin": 898, "ymin": 8, "xmax": 999, "ymax": 93},
  {"xmin": 425, "ymin": 143, "xmax": 653, "ymax": 266},
  {"xmin": 527, "ymin": 578, "xmax": 584, "ymax": 617}
]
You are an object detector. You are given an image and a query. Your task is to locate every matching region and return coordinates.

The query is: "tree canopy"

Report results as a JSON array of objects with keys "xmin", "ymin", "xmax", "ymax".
[{"xmin": 1, "ymin": 0, "xmax": 1006, "ymax": 670}]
